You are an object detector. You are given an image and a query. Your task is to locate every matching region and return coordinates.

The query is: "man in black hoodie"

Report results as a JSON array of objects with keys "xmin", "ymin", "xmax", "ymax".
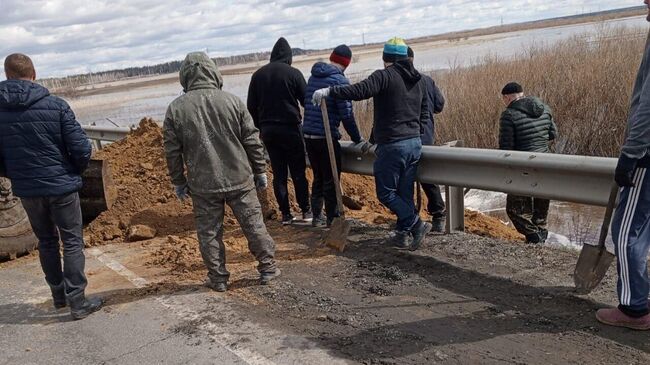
[
  {"xmin": 312, "ymin": 37, "xmax": 432, "ymax": 251},
  {"xmin": 499, "ymin": 82, "xmax": 557, "ymax": 243},
  {"xmin": 247, "ymin": 37, "xmax": 310, "ymax": 225}
]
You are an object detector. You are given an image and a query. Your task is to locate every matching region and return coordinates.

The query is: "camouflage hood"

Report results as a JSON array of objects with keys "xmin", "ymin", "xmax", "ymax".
[{"xmin": 179, "ymin": 52, "xmax": 223, "ymax": 92}]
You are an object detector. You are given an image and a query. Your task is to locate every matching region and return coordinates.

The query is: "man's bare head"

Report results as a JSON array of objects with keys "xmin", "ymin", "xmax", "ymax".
[{"xmin": 4, "ymin": 53, "xmax": 36, "ymax": 81}]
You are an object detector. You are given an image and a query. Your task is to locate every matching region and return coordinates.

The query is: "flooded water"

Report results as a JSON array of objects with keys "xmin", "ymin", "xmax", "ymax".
[
  {"xmin": 69, "ymin": 15, "xmax": 647, "ymax": 128},
  {"xmin": 465, "ymin": 190, "xmax": 608, "ymax": 250}
]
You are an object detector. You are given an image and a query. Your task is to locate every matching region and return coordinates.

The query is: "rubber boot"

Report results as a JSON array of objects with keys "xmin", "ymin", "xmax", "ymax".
[
  {"xmin": 48, "ymin": 281, "xmax": 67, "ymax": 309},
  {"xmin": 68, "ymin": 292, "xmax": 104, "ymax": 320}
]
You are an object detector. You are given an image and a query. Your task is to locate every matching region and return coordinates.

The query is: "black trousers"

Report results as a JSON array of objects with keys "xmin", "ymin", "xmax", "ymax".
[
  {"xmin": 261, "ymin": 125, "xmax": 310, "ymax": 216},
  {"xmin": 305, "ymin": 138, "xmax": 341, "ymax": 221},
  {"xmin": 21, "ymin": 192, "xmax": 88, "ymax": 297},
  {"xmin": 422, "ymin": 183, "xmax": 445, "ymax": 217}
]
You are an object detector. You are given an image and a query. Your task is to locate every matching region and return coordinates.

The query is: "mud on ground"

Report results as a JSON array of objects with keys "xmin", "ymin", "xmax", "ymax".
[{"xmin": 137, "ymin": 219, "xmax": 648, "ymax": 364}]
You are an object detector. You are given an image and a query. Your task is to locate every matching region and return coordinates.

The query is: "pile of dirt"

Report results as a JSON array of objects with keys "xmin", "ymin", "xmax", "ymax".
[
  {"xmin": 85, "ymin": 118, "xmax": 521, "ymax": 246},
  {"xmin": 85, "ymin": 118, "xmax": 194, "ymax": 245},
  {"xmin": 464, "ymin": 209, "xmax": 524, "ymax": 241}
]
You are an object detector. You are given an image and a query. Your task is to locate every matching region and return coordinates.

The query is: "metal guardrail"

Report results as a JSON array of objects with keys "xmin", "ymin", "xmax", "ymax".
[
  {"xmin": 82, "ymin": 126, "xmax": 616, "ymax": 233},
  {"xmin": 83, "ymin": 126, "xmax": 131, "ymax": 146}
]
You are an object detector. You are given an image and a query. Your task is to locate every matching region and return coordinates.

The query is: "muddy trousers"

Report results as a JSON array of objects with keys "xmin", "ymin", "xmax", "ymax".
[
  {"xmin": 21, "ymin": 192, "xmax": 88, "ymax": 297},
  {"xmin": 611, "ymin": 167, "xmax": 650, "ymax": 318},
  {"xmin": 305, "ymin": 137, "xmax": 341, "ymax": 222},
  {"xmin": 505, "ymin": 194, "xmax": 550, "ymax": 240},
  {"xmin": 374, "ymin": 137, "xmax": 422, "ymax": 232},
  {"xmin": 191, "ymin": 186, "xmax": 277, "ymax": 284},
  {"xmin": 261, "ymin": 126, "xmax": 310, "ymax": 217}
]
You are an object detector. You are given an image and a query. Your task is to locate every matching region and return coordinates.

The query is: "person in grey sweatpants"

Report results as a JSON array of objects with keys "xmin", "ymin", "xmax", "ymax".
[
  {"xmin": 596, "ymin": 3, "xmax": 650, "ymax": 330},
  {"xmin": 164, "ymin": 52, "xmax": 279, "ymax": 292}
]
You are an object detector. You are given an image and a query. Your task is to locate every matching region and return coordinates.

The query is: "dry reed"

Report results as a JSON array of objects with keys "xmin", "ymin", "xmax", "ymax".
[{"xmin": 352, "ymin": 26, "xmax": 647, "ymax": 157}]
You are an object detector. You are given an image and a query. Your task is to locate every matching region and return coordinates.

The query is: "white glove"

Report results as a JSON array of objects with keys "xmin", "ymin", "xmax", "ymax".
[
  {"xmin": 254, "ymin": 174, "xmax": 268, "ymax": 190},
  {"xmin": 356, "ymin": 140, "xmax": 374, "ymax": 154},
  {"xmin": 312, "ymin": 88, "xmax": 330, "ymax": 106}
]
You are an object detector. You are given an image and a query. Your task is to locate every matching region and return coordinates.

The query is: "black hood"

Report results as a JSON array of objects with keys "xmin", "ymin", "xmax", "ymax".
[
  {"xmin": 0, "ymin": 80, "xmax": 50, "ymax": 110},
  {"xmin": 392, "ymin": 59, "xmax": 421, "ymax": 86},
  {"xmin": 510, "ymin": 97, "xmax": 545, "ymax": 118},
  {"xmin": 270, "ymin": 37, "xmax": 292, "ymax": 65}
]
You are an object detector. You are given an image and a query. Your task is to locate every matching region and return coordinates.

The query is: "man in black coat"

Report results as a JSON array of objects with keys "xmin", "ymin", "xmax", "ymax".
[
  {"xmin": 408, "ymin": 47, "xmax": 446, "ymax": 232},
  {"xmin": 0, "ymin": 53, "xmax": 102, "ymax": 319},
  {"xmin": 499, "ymin": 82, "xmax": 557, "ymax": 243},
  {"xmin": 247, "ymin": 37, "xmax": 311, "ymax": 225}
]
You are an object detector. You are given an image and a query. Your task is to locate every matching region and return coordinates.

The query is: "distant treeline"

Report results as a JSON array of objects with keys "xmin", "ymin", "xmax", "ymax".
[{"xmin": 40, "ymin": 48, "xmax": 312, "ymax": 93}]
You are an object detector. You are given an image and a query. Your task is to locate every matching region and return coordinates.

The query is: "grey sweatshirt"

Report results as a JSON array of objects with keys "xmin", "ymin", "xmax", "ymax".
[{"xmin": 622, "ymin": 31, "xmax": 650, "ymax": 161}]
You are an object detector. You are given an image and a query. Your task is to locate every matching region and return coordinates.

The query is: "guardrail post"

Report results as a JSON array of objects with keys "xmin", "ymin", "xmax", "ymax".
[{"xmin": 444, "ymin": 140, "xmax": 465, "ymax": 233}]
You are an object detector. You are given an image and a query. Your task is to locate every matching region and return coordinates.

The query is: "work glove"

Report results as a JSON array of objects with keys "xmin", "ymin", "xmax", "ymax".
[
  {"xmin": 174, "ymin": 183, "xmax": 190, "ymax": 201},
  {"xmin": 354, "ymin": 139, "xmax": 373, "ymax": 155},
  {"xmin": 614, "ymin": 154, "xmax": 638, "ymax": 187},
  {"xmin": 312, "ymin": 88, "xmax": 330, "ymax": 106},
  {"xmin": 254, "ymin": 174, "xmax": 268, "ymax": 190}
]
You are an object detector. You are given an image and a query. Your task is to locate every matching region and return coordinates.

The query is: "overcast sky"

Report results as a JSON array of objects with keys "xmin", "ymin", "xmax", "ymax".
[{"xmin": 0, "ymin": 0, "xmax": 642, "ymax": 78}]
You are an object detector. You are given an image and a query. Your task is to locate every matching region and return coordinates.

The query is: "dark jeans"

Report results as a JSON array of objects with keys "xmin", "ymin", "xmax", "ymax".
[
  {"xmin": 21, "ymin": 192, "xmax": 87, "ymax": 296},
  {"xmin": 506, "ymin": 194, "xmax": 550, "ymax": 239},
  {"xmin": 374, "ymin": 137, "xmax": 422, "ymax": 231},
  {"xmin": 422, "ymin": 183, "xmax": 445, "ymax": 217},
  {"xmin": 305, "ymin": 137, "xmax": 341, "ymax": 221},
  {"xmin": 261, "ymin": 125, "xmax": 310, "ymax": 216}
]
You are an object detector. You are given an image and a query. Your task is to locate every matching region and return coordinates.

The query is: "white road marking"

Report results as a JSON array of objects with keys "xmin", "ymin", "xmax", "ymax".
[
  {"xmin": 87, "ymin": 247, "xmax": 350, "ymax": 365},
  {"xmin": 87, "ymin": 247, "xmax": 276, "ymax": 365}
]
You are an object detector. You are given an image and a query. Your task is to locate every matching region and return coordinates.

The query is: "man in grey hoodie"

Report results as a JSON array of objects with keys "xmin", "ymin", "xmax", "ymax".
[
  {"xmin": 164, "ymin": 52, "xmax": 280, "ymax": 292},
  {"xmin": 595, "ymin": 0, "xmax": 650, "ymax": 330}
]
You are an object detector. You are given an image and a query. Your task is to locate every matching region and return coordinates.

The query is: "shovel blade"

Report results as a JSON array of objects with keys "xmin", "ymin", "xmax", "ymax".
[
  {"xmin": 574, "ymin": 244, "xmax": 615, "ymax": 294},
  {"xmin": 323, "ymin": 217, "xmax": 352, "ymax": 252}
]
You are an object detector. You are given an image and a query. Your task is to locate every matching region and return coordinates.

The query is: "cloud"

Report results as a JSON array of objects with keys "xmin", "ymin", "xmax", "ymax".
[{"xmin": 0, "ymin": 0, "xmax": 641, "ymax": 77}]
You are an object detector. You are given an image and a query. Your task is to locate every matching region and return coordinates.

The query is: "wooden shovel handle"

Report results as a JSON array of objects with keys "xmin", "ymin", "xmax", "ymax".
[
  {"xmin": 320, "ymin": 100, "xmax": 345, "ymax": 219},
  {"xmin": 597, "ymin": 185, "xmax": 619, "ymax": 249}
]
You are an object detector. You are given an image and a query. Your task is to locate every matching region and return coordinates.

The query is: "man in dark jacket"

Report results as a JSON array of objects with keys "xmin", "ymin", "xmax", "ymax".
[
  {"xmin": 0, "ymin": 53, "xmax": 102, "ymax": 319},
  {"xmin": 595, "ymin": 0, "xmax": 650, "ymax": 330},
  {"xmin": 303, "ymin": 45, "xmax": 363, "ymax": 227},
  {"xmin": 247, "ymin": 37, "xmax": 311, "ymax": 225},
  {"xmin": 164, "ymin": 52, "xmax": 279, "ymax": 291},
  {"xmin": 499, "ymin": 82, "xmax": 557, "ymax": 243},
  {"xmin": 408, "ymin": 47, "xmax": 446, "ymax": 232},
  {"xmin": 312, "ymin": 37, "xmax": 432, "ymax": 250}
]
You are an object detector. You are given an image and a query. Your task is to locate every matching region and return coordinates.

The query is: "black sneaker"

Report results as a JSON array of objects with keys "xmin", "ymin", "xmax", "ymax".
[
  {"xmin": 410, "ymin": 219, "xmax": 432, "ymax": 251},
  {"xmin": 282, "ymin": 214, "xmax": 294, "ymax": 225},
  {"xmin": 385, "ymin": 230, "xmax": 411, "ymax": 249},
  {"xmin": 260, "ymin": 269, "xmax": 281, "ymax": 285},
  {"xmin": 431, "ymin": 216, "xmax": 445, "ymax": 233},
  {"xmin": 302, "ymin": 210, "xmax": 313, "ymax": 223},
  {"xmin": 312, "ymin": 215, "xmax": 327, "ymax": 228}
]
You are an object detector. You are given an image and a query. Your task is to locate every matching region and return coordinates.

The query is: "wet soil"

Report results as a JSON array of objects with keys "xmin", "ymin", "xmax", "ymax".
[{"xmin": 139, "ymin": 219, "xmax": 648, "ymax": 365}]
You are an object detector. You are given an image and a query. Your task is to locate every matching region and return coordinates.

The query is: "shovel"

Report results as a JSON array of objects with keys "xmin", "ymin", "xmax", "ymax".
[
  {"xmin": 320, "ymin": 100, "xmax": 352, "ymax": 252},
  {"xmin": 574, "ymin": 185, "xmax": 618, "ymax": 293}
]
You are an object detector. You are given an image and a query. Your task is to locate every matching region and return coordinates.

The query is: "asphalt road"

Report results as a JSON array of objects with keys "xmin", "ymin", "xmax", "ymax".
[{"xmin": 0, "ymin": 245, "xmax": 351, "ymax": 365}]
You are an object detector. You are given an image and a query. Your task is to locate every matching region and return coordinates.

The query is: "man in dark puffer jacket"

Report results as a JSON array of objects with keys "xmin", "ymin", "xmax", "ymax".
[
  {"xmin": 0, "ymin": 54, "xmax": 102, "ymax": 319},
  {"xmin": 303, "ymin": 45, "xmax": 364, "ymax": 227},
  {"xmin": 499, "ymin": 82, "xmax": 558, "ymax": 243}
]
